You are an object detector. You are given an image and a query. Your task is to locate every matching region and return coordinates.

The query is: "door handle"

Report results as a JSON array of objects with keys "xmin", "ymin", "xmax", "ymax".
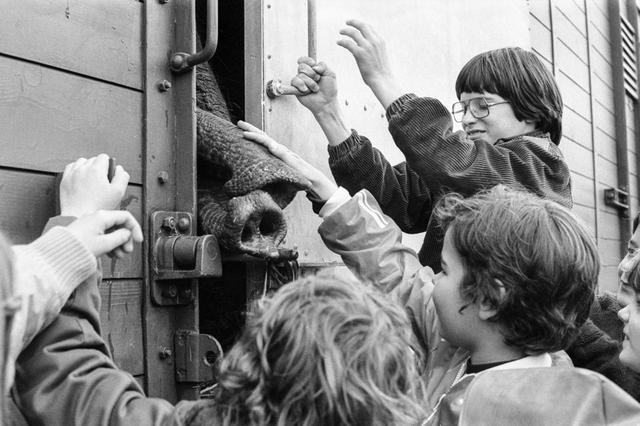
[
  {"xmin": 170, "ymin": 0, "xmax": 218, "ymax": 73},
  {"xmin": 266, "ymin": 0, "xmax": 317, "ymax": 98}
]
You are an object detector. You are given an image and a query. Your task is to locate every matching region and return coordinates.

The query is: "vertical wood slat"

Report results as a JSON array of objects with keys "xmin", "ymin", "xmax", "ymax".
[{"xmin": 143, "ymin": 0, "xmax": 199, "ymax": 403}]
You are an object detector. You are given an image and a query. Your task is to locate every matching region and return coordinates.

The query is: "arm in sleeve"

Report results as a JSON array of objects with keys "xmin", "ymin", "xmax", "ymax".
[
  {"xmin": 387, "ymin": 95, "xmax": 571, "ymax": 199},
  {"xmin": 6, "ymin": 224, "xmax": 97, "ymax": 392},
  {"xmin": 12, "ymin": 217, "xmax": 181, "ymax": 426},
  {"xmin": 327, "ymin": 130, "xmax": 432, "ymax": 233},
  {"xmin": 318, "ymin": 189, "xmax": 438, "ymax": 352}
]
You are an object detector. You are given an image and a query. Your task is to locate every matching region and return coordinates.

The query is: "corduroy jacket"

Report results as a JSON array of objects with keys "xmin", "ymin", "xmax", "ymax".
[{"xmin": 328, "ymin": 94, "xmax": 572, "ymax": 271}]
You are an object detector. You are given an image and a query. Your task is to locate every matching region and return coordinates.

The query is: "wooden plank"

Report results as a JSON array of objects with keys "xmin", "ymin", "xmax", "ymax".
[
  {"xmin": 563, "ymin": 103, "xmax": 593, "ymax": 150},
  {"xmin": 592, "ymin": 99, "xmax": 617, "ymax": 139},
  {"xmin": 0, "ymin": 0, "xmax": 142, "ymax": 90},
  {"xmin": 562, "ymin": 138, "xmax": 594, "ymax": 178},
  {"xmin": 555, "ymin": 0, "xmax": 588, "ymax": 36},
  {"xmin": 99, "ymin": 279, "xmax": 144, "ymax": 375},
  {"xmin": 591, "ymin": 73, "xmax": 614, "ymax": 113},
  {"xmin": 529, "ymin": 0, "xmax": 552, "ymax": 29},
  {"xmin": 597, "ymin": 208, "xmax": 622, "ymax": 239},
  {"xmin": 0, "ymin": 168, "xmax": 143, "ymax": 278},
  {"xmin": 594, "ymin": 128, "xmax": 618, "ymax": 163},
  {"xmin": 572, "ymin": 203, "xmax": 596, "ymax": 235},
  {"xmin": 595, "ymin": 156, "xmax": 618, "ymax": 189},
  {"xmin": 553, "ymin": 5, "xmax": 589, "ymax": 59},
  {"xmin": 558, "ymin": 71, "xmax": 591, "ymax": 120},
  {"xmin": 571, "ymin": 171, "xmax": 596, "ymax": 208},
  {"xmin": 556, "ymin": 40, "xmax": 590, "ymax": 89},
  {"xmin": 530, "ymin": 15, "xmax": 554, "ymax": 64},
  {"xmin": 0, "ymin": 56, "xmax": 143, "ymax": 184}
]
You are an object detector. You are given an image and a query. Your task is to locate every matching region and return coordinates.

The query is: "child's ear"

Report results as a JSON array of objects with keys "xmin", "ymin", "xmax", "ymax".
[{"xmin": 478, "ymin": 279, "xmax": 506, "ymax": 321}]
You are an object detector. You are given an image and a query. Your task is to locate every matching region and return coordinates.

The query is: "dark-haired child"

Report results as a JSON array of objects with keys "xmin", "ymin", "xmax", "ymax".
[
  {"xmin": 291, "ymin": 19, "xmax": 571, "ymax": 272},
  {"xmin": 240, "ymin": 127, "xmax": 602, "ymax": 424}
]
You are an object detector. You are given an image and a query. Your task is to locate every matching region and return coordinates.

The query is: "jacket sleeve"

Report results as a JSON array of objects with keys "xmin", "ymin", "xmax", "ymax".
[
  {"xmin": 327, "ymin": 130, "xmax": 432, "ymax": 233},
  {"xmin": 6, "ymin": 223, "xmax": 97, "ymax": 393},
  {"xmin": 386, "ymin": 94, "xmax": 572, "ymax": 202},
  {"xmin": 317, "ymin": 189, "xmax": 439, "ymax": 352},
  {"xmin": 13, "ymin": 217, "xmax": 181, "ymax": 426}
]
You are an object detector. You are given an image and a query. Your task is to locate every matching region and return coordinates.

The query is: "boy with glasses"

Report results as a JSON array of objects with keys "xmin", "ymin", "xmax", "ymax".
[{"xmin": 289, "ymin": 19, "xmax": 570, "ymax": 273}]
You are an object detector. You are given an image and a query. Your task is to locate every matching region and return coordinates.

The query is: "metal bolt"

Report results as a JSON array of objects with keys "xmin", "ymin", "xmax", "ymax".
[
  {"xmin": 180, "ymin": 287, "xmax": 192, "ymax": 298},
  {"xmin": 157, "ymin": 80, "xmax": 172, "ymax": 92},
  {"xmin": 163, "ymin": 285, "xmax": 178, "ymax": 298},
  {"xmin": 177, "ymin": 217, "xmax": 190, "ymax": 232},
  {"xmin": 157, "ymin": 171, "xmax": 169, "ymax": 184},
  {"xmin": 159, "ymin": 347, "xmax": 172, "ymax": 359},
  {"xmin": 161, "ymin": 216, "xmax": 176, "ymax": 231}
]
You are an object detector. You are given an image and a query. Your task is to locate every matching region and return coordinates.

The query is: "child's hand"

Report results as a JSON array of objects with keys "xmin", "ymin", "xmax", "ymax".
[
  {"xmin": 291, "ymin": 57, "xmax": 339, "ymax": 115},
  {"xmin": 66, "ymin": 210, "xmax": 143, "ymax": 259},
  {"xmin": 238, "ymin": 120, "xmax": 338, "ymax": 202},
  {"xmin": 338, "ymin": 20, "xmax": 403, "ymax": 109},
  {"xmin": 59, "ymin": 154, "xmax": 129, "ymax": 217},
  {"xmin": 338, "ymin": 19, "xmax": 393, "ymax": 88}
]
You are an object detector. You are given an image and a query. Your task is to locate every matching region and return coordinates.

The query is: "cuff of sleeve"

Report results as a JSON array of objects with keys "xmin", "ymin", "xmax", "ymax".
[
  {"xmin": 30, "ymin": 226, "xmax": 97, "ymax": 297},
  {"xmin": 318, "ymin": 187, "xmax": 351, "ymax": 219},
  {"xmin": 385, "ymin": 93, "xmax": 417, "ymax": 120},
  {"xmin": 327, "ymin": 129, "xmax": 361, "ymax": 160}
]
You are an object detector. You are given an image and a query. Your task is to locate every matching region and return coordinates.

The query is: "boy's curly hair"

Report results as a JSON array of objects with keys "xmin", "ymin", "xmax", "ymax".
[
  {"xmin": 455, "ymin": 47, "xmax": 563, "ymax": 144},
  {"xmin": 208, "ymin": 271, "xmax": 426, "ymax": 426},
  {"xmin": 434, "ymin": 185, "xmax": 598, "ymax": 354}
]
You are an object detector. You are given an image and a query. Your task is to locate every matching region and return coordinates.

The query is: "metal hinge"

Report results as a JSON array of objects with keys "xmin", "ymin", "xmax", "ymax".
[{"xmin": 174, "ymin": 330, "xmax": 222, "ymax": 383}]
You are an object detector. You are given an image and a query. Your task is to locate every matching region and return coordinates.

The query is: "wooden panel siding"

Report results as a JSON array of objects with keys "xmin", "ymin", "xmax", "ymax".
[
  {"xmin": 563, "ymin": 106, "xmax": 593, "ymax": 150},
  {"xmin": 0, "ymin": 0, "xmax": 143, "ymax": 90},
  {"xmin": 99, "ymin": 279, "xmax": 144, "ymax": 375},
  {"xmin": 554, "ymin": 5, "xmax": 589, "ymax": 58},
  {"xmin": 557, "ymin": 40, "xmax": 591, "ymax": 89},
  {"xmin": 530, "ymin": 15, "xmax": 554, "ymax": 63},
  {"xmin": 0, "ymin": 56, "xmax": 143, "ymax": 184},
  {"xmin": 557, "ymin": 71, "xmax": 592, "ymax": 120},
  {"xmin": 572, "ymin": 203, "xmax": 597, "ymax": 231},
  {"xmin": 561, "ymin": 138, "xmax": 595, "ymax": 178},
  {"xmin": 0, "ymin": 168, "xmax": 143, "ymax": 275},
  {"xmin": 571, "ymin": 172, "xmax": 597, "ymax": 207},
  {"xmin": 529, "ymin": 0, "xmax": 552, "ymax": 28},
  {"xmin": 594, "ymin": 127, "xmax": 619, "ymax": 162}
]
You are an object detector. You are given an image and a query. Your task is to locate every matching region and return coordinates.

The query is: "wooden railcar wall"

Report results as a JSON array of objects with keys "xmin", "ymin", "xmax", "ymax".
[
  {"xmin": 0, "ymin": 0, "xmax": 145, "ymax": 381},
  {"xmin": 529, "ymin": 0, "xmax": 630, "ymax": 292}
]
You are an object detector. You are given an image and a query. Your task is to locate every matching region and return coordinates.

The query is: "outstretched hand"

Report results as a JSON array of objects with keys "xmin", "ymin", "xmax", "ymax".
[
  {"xmin": 338, "ymin": 19, "xmax": 403, "ymax": 109},
  {"xmin": 66, "ymin": 210, "xmax": 143, "ymax": 259},
  {"xmin": 238, "ymin": 120, "xmax": 338, "ymax": 202},
  {"xmin": 59, "ymin": 154, "xmax": 129, "ymax": 217}
]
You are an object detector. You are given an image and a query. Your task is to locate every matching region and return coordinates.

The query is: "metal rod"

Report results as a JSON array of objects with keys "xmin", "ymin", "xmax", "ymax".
[{"xmin": 266, "ymin": 0, "xmax": 317, "ymax": 98}]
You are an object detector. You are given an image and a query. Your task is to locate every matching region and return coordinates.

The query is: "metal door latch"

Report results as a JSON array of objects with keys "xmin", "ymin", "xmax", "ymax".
[
  {"xmin": 174, "ymin": 330, "xmax": 222, "ymax": 383},
  {"xmin": 605, "ymin": 187, "xmax": 629, "ymax": 218},
  {"xmin": 150, "ymin": 211, "xmax": 222, "ymax": 305}
]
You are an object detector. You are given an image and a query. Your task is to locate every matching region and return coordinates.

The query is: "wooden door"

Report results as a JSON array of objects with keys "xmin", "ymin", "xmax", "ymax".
[{"xmin": 0, "ymin": 0, "xmax": 200, "ymax": 402}]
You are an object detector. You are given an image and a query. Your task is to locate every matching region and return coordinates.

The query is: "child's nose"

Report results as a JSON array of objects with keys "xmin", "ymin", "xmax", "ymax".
[{"xmin": 461, "ymin": 108, "xmax": 476, "ymax": 125}]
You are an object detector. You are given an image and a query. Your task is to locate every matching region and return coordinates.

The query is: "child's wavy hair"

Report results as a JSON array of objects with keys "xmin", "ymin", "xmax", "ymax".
[
  {"xmin": 434, "ymin": 185, "xmax": 598, "ymax": 354},
  {"xmin": 209, "ymin": 271, "xmax": 426, "ymax": 426},
  {"xmin": 455, "ymin": 47, "xmax": 563, "ymax": 145}
]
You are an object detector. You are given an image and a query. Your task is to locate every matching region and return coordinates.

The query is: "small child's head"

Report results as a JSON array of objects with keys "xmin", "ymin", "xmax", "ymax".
[
  {"xmin": 454, "ymin": 47, "xmax": 563, "ymax": 145},
  {"xmin": 617, "ymin": 215, "xmax": 640, "ymax": 371},
  {"xmin": 211, "ymin": 272, "xmax": 426, "ymax": 426},
  {"xmin": 433, "ymin": 185, "xmax": 598, "ymax": 356}
]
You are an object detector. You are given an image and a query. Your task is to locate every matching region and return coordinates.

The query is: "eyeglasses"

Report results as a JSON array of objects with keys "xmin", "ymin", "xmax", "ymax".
[{"xmin": 451, "ymin": 97, "xmax": 510, "ymax": 122}]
